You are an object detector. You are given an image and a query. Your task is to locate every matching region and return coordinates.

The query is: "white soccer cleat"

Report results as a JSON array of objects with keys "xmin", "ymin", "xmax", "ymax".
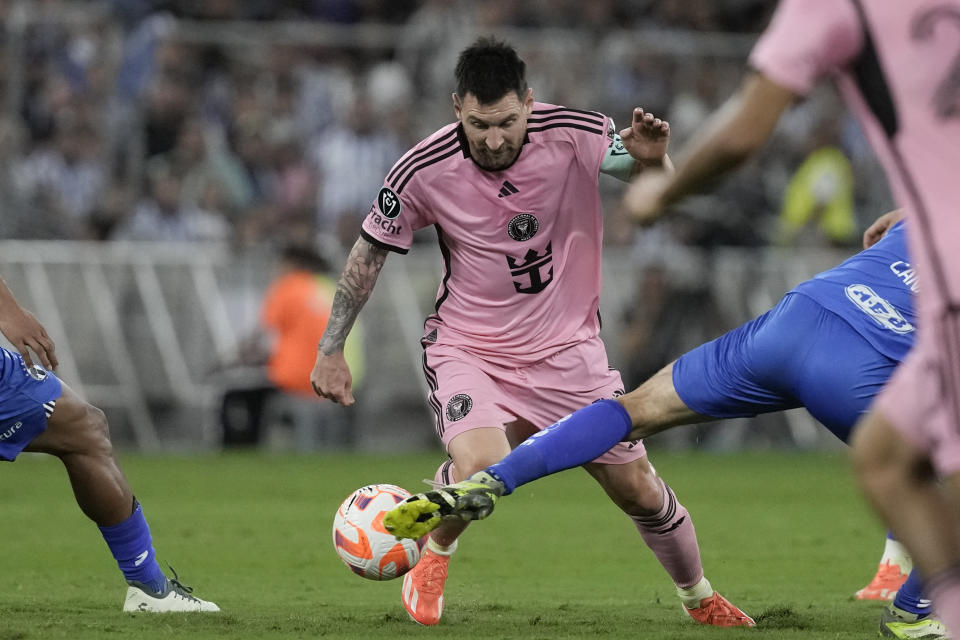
[{"xmin": 123, "ymin": 573, "xmax": 220, "ymax": 613}]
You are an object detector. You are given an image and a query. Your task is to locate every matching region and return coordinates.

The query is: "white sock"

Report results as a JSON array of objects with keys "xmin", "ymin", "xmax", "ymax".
[
  {"xmin": 426, "ymin": 537, "xmax": 458, "ymax": 556},
  {"xmin": 677, "ymin": 577, "xmax": 713, "ymax": 609},
  {"xmin": 880, "ymin": 537, "xmax": 912, "ymax": 571}
]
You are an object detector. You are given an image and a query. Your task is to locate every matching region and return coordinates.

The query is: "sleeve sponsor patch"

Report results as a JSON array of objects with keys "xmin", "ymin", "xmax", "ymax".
[{"xmin": 377, "ymin": 187, "xmax": 402, "ymax": 219}]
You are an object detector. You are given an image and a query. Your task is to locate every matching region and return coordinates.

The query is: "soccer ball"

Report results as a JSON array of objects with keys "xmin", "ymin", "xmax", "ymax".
[{"xmin": 332, "ymin": 484, "xmax": 425, "ymax": 580}]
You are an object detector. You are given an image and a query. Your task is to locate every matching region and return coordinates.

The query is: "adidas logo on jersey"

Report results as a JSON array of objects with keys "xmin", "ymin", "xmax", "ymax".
[{"xmin": 497, "ymin": 181, "xmax": 519, "ymax": 198}]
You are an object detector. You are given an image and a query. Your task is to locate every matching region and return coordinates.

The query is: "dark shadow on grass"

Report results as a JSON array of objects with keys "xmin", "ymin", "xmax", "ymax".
[{"xmin": 755, "ymin": 606, "xmax": 807, "ymax": 629}]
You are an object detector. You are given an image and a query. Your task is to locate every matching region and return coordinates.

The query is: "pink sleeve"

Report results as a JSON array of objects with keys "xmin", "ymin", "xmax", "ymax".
[
  {"xmin": 577, "ymin": 114, "xmax": 611, "ymax": 178},
  {"xmin": 749, "ymin": 0, "xmax": 863, "ymax": 96},
  {"xmin": 360, "ymin": 180, "xmax": 427, "ymax": 254}
]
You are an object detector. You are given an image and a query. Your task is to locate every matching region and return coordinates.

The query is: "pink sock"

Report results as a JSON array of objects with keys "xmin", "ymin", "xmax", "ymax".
[
  {"xmin": 434, "ymin": 459, "xmax": 456, "ymax": 484},
  {"xmin": 631, "ymin": 480, "xmax": 704, "ymax": 589},
  {"xmin": 928, "ymin": 564, "xmax": 960, "ymax": 634},
  {"xmin": 430, "ymin": 459, "xmax": 463, "ymax": 548}
]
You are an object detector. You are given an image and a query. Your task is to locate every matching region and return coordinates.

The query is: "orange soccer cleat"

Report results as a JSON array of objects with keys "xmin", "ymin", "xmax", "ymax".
[
  {"xmin": 684, "ymin": 592, "xmax": 756, "ymax": 627},
  {"xmin": 856, "ymin": 561, "xmax": 910, "ymax": 601},
  {"xmin": 401, "ymin": 546, "xmax": 451, "ymax": 625}
]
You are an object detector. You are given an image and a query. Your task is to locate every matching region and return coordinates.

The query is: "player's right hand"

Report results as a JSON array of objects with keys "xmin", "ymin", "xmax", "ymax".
[
  {"xmin": 0, "ymin": 305, "xmax": 58, "ymax": 371},
  {"xmin": 862, "ymin": 209, "xmax": 904, "ymax": 249},
  {"xmin": 310, "ymin": 351, "xmax": 355, "ymax": 406},
  {"xmin": 620, "ymin": 107, "xmax": 670, "ymax": 167}
]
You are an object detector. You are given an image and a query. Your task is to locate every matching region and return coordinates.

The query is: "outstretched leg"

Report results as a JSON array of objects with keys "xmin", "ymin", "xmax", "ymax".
[
  {"xmin": 384, "ymin": 364, "xmax": 701, "ymax": 536},
  {"xmin": 25, "ymin": 382, "xmax": 219, "ymax": 612}
]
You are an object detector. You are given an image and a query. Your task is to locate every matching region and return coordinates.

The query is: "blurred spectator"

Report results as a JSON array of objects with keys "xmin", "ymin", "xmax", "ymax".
[
  {"xmin": 268, "ymin": 124, "xmax": 317, "ymax": 222},
  {"xmin": 234, "ymin": 120, "xmax": 319, "ymax": 248},
  {"xmin": 112, "ymin": 157, "xmax": 230, "ymax": 242},
  {"xmin": 158, "ymin": 114, "xmax": 252, "ymax": 219},
  {"xmin": 398, "ymin": 0, "xmax": 474, "ymax": 131},
  {"xmin": 140, "ymin": 71, "xmax": 193, "ymax": 159},
  {"xmin": 310, "ymin": 87, "xmax": 403, "ymax": 249},
  {"xmin": 219, "ymin": 243, "xmax": 364, "ymax": 450},
  {"xmin": 0, "ymin": 0, "xmax": 884, "ymax": 249},
  {"xmin": 12, "ymin": 116, "xmax": 105, "ymax": 238},
  {"xmin": 774, "ymin": 119, "xmax": 856, "ymax": 248},
  {"xmin": 618, "ymin": 262, "xmax": 722, "ymax": 389},
  {"xmin": 86, "ymin": 181, "xmax": 134, "ymax": 241},
  {"xmin": 366, "ymin": 60, "xmax": 416, "ymax": 147},
  {"xmin": 774, "ymin": 145, "xmax": 855, "ymax": 248}
]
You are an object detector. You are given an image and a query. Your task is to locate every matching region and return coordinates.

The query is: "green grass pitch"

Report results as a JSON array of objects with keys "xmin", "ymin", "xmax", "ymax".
[{"xmin": 2, "ymin": 450, "xmax": 889, "ymax": 639}]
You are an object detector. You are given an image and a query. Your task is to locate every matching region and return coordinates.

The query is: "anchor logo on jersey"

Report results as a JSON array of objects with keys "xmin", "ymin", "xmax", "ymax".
[{"xmin": 506, "ymin": 242, "xmax": 554, "ymax": 294}]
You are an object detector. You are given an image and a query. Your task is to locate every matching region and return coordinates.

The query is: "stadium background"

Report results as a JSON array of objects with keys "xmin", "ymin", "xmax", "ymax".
[{"xmin": 0, "ymin": 0, "xmax": 896, "ymax": 455}]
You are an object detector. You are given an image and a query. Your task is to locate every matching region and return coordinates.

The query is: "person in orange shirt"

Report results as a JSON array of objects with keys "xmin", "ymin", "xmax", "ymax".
[
  {"xmin": 261, "ymin": 246, "xmax": 336, "ymax": 396},
  {"xmin": 255, "ymin": 245, "xmax": 364, "ymax": 449}
]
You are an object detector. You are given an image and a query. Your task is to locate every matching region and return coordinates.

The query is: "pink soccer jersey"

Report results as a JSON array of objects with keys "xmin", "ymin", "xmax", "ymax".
[
  {"xmin": 361, "ymin": 102, "xmax": 612, "ymax": 366},
  {"xmin": 750, "ymin": 0, "xmax": 960, "ymax": 312},
  {"xmin": 752, "ymin": 0, "xmax": 960, "ymax": 472}
]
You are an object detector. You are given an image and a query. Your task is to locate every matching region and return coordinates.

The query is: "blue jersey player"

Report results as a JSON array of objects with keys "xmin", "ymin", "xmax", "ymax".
[
  {"xmin": 386, "ymin": 210, "xmax": 944, "ymax": 638},
  {"xmin": 0, "ymin": 276, "xmax": 218, "ymax": 612}
]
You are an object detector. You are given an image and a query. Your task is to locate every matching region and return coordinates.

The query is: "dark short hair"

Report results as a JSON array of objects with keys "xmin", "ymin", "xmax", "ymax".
[
  {"xmin": 280, "ymin": 244, "xmax": 331, "ymax": 273},
  {"xmin": 454, "ymin": 37, "xmax": 527, "ymax": 104}
]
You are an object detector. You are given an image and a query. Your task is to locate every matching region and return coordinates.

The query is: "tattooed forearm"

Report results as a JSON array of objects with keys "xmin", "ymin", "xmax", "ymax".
[{"xmin": 318, "ymin": 238, "xmax": 389, "ymax": 355}]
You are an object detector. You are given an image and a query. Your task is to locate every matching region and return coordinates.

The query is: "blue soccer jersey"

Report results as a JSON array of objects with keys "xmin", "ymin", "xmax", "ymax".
[
  {"xmin": 790, "ymin": 221, "xmax": 915, "ymax": 362},
  {"xmin": 673, "ymin": 221, "xmax": 915, "ymax": 443},
  {"xmin": 0, "ymin": 345, "xmax": 61, "ymax": 461}
]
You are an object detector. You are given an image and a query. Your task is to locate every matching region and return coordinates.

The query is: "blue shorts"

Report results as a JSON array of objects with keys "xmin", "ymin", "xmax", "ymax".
[
  {"xmin": 672, "ymin": 293, "xmax": 898, "ymax": 443},
  {"xmin": 0, "ymin": 346, "xmax": 62, "ymax": 461}
]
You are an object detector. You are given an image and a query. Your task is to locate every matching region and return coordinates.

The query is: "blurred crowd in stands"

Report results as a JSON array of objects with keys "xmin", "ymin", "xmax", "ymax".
[{"xmin": 0, "ymin": 0, "xmax": 893, "ymax": 257}]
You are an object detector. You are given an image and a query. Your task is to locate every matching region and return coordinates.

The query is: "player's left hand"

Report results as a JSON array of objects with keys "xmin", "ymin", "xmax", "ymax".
[
  {"xmin": 623, "ymin": 169, "xmax": 672, "ymax": 226},
  {"xmin": 0, "ymin": 305, "xmax": 58, "ymax": 371},
  {"xmin": 862, "ymin": 208, "xmax": 904, "ymax": 249},
  {"xmin": 619, "ymin": 107, "xmax": 670, "ymax": 167}
]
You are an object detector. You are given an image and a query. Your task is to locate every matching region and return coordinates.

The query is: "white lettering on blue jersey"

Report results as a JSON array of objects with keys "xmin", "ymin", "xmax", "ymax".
[
  {"xmin": 889, "ymin": 260, "xmax": 920, "ymax": 292},
  {"xmin": 0, "ymin": 421, "xmax": 24, "ymax": 441},
  {"xmin": 845, "ymin": 284, "xmax": 915, "ymax": 335}
]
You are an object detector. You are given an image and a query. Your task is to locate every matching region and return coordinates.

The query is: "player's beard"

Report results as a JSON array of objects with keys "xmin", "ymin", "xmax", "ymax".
[{"xmin": 473, "ymin": 142, "xmax": 520, "ymax": 170}]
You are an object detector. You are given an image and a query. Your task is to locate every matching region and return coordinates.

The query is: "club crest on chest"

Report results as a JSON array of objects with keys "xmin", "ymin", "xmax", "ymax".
[{"xmin": 507, "ymin": 213, "xmax": 539, "ymax": 242}]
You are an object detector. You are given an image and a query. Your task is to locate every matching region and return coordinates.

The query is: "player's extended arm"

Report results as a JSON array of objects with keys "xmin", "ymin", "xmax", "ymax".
[
  {"xmin": 310, "ymin": 237, "xmax": 388, "ymax": 406},
  {"xmin": 623, "ymin": 72, "xmax": 797, "ymax": 224},
  {"xmin": 0, "ymin": 276, "xmax": 58, "ymax": 370}
]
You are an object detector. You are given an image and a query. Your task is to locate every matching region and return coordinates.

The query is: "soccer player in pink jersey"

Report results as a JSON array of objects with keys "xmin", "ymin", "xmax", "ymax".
[
  {"xmin": 310, "ymin": 37, "xmax": 752, "ymax": 628},
  {"xmin": 612, "ymin": 1, "xmax": 960, "ymax": 637}
]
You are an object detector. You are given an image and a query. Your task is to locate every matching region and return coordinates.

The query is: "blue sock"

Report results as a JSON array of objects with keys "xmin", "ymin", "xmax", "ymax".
[
  {"xmin": 487, "ymin": 399, "xmax": 633, "ymax": 495},
  {"xmin": 893, "ymin": 569, "xmax": 932, "ymax": 617},
  {"xmin": 98, "ymin": 501, "xmax": 167, "ymax": 594}
]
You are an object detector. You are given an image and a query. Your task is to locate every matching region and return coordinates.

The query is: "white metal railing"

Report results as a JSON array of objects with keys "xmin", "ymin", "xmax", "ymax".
[
  {"xmin": 0, "ymin": 240, "xmax": 861, "ymax": 452},
  {"xmin": 0, "ymin": 241, "xmax": 247, "ymax": 450}
]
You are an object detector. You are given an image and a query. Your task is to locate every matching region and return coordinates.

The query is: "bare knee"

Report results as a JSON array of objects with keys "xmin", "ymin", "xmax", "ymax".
[
  {"xmin": 33, "ymin": 401, "xmax": 114, "ymax": 459},
  {"xmin": 78, "ymin": 404, "xmax": 113, "ymax": 457},
  {"xmin": 450, "ymin": 449, "xmax": 506, "ymax": 478},
  {"xmin": 447, "ymin": 427, "xmax": 512, "ymax": 479}
]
